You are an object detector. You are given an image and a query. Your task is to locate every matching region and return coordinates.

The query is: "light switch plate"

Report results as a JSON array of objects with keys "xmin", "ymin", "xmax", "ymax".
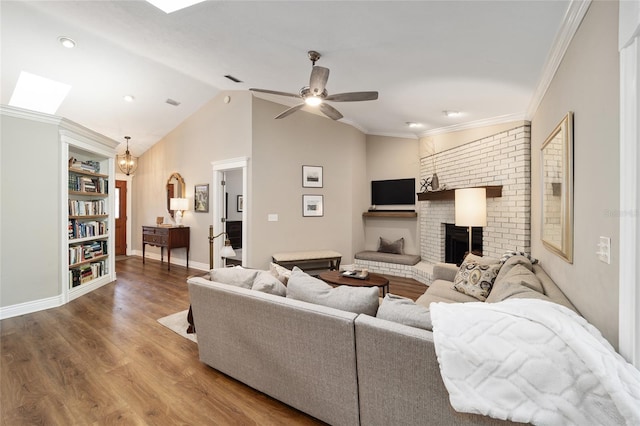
[
  {"xmin": 597, "ymin": 236, "xmax": 611, "ymax": 264},
  {"xmin": 268, "ymin": 214, "xmax": 278, "ymax": 222}
]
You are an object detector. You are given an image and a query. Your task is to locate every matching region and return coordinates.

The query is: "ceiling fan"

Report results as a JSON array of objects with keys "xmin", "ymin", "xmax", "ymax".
[{"xmin": 249, "ymin": 50, "xmax": 378, "ymax": 120}]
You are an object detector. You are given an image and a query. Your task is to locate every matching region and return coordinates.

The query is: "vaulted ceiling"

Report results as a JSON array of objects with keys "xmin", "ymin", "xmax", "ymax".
[{"xmin": 1, "ymin": 1, "xmax": 572, "ymax": 156}]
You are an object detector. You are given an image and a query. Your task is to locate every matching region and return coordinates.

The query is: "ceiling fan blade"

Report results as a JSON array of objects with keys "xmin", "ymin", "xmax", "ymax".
[
  {"xmin": 309, "ymin": 66, "xmax": 330, "ymax": 95},
  {"xmin": 324, "ymin": 91, "xmax": 379, "ymax": 102},
  {"xmin": 319, "ymin": 103, "xmax": 343, "ymax": 120},
  {"xmin": 275, "ymin": 103, "xmax": 305, "ymax": 119},
  {"xmin": 249, "ymin": 88, "xmax": 301, "ymax": 99}
]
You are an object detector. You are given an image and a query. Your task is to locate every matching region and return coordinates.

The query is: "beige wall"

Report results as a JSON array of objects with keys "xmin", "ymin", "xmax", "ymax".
[
  {"xmin": 364, "ymin": 135, "xmax": 420, "ymax": 254},
  {"xmin": 531, "ymin": 1, "xmax": 620, "ymax": 347},
  {"xmin": 132, "ymin": 91, "xmax": 253, "ymax": 267},
  {"xmin": 1, "ymin": 114, "xmax": 61, "ymax": 306},
  {"xmin": 250, "ymin": 97, "xmax": 367, "ymax": 269}
]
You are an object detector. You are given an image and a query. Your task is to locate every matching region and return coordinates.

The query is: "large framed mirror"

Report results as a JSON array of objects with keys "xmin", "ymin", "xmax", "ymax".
[
  {"xmin": 541, "ymin": 112, "xmax": 573, "ymax": 263},
  {"xmin": 167, "ymin": 172, "xmax": 185, "ymax": 218}
]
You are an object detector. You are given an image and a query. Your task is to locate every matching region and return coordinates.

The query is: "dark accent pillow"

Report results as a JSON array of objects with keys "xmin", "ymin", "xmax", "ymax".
[
  {"xmin": 378, "ymin": 237, "xmax": 404, "ymax": 255},
  {"xmin": 500, "ymin": 250, "xmax": 538, "ymax": 264}
]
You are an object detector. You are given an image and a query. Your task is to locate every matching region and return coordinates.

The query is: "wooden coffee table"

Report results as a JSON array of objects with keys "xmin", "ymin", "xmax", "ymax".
[{"xmin": 319, "ymin": 270, "xmax": 390, "ymax": 297}]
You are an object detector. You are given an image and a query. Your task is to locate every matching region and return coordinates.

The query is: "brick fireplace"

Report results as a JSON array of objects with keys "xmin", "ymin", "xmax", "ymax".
[{"xmin": 419, "ymin": 124, "xmax": 531, "ymax": 263}]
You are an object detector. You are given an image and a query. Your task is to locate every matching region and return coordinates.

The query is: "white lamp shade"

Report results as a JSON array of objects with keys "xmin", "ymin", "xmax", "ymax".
[
  {"xmin": 170, "ymin": 197, "xmax": 189, "ymax": 211},
  {"xmin": 220, "ymin": 244, "xmax": 236, "ymax": 258},
  {"xmin": 455, "ymin": 188, "xmax": 487, "ymax": 227}
]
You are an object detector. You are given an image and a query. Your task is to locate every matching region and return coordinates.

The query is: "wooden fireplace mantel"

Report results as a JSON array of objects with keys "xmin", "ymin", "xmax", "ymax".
[{"xmin": 417, "ymin": 185, "xmax": 503, "ymax": 201}]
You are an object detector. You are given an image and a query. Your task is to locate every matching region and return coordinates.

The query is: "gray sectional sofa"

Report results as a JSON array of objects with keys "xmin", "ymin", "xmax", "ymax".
[{"xmin": 188, "ymin": 255, "xmax": 575, "ymax": 426}]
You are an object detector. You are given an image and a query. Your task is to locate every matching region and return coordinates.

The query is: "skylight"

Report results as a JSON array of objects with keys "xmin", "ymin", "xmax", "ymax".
[
  {"xmin": 145, "ymin": 0, "xmax": 206, "ymax": 14},
  {"xmin": 9, "ymin": 71, "xmax": 71, "ymax": 114}
]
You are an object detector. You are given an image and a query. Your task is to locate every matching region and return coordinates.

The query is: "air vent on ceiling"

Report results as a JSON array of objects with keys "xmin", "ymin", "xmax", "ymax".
[
  {"xmin": 224, "ymin": 74, "xmax": 242, "ymax": 83},
  {"xmin": 166, "ymin": 98, "xmax": 181, "ymax": 106}
]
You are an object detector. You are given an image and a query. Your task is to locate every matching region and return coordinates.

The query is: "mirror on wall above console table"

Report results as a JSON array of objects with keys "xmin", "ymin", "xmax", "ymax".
[{"xmin": 167, "ymin": 172, "xmax": 186, "ymax": 219}]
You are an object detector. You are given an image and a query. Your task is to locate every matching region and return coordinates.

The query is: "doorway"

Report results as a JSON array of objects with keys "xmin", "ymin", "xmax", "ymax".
[
  {"xmin": 115, "ymin": 180, "xmax": 127, "ymax": 255},
  {"xmin": 212, "ymin": 157, "xmax": 248, "ymax": 269}
]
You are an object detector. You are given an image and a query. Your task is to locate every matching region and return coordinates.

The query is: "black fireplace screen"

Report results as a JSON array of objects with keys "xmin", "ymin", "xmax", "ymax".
[{"xmin": 445, "ymin": 224, "xmax": 483, "ymax": 265}]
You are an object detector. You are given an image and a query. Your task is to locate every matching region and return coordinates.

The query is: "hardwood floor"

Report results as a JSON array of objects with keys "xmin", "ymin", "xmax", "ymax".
[{"xmin": 0, "ymin": 257, "xmax": 427, "ymax": 425}]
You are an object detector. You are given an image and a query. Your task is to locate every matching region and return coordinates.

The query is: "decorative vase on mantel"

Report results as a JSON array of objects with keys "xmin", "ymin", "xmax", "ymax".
[{"xmin": 431, "ymin": 173, "xmax": 439, "ymax": 191}]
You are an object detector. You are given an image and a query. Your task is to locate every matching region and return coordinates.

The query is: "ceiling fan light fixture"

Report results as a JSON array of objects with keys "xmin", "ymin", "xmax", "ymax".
[
  {"xmin": 305, "ymin": 96, "xmax": 323, "ymax": 107},
  {"xmin": 406, "ymin": 122, "xmax": 422, "ymax": 128}
]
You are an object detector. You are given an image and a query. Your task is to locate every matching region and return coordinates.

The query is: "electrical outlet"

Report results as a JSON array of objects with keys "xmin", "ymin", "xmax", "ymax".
[{"xmin": 596, "ymin": 236, "xmax": 611, "ymax": 264}]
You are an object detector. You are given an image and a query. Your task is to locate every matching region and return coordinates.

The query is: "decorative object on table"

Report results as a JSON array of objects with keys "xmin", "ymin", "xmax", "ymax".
[
  {"xmin": 302, "ymin": 194, "xmax": 324, "ymax": 217},
  {"xmin": 541, "ymin": 111, "xmax": 573, "ymax": 264},
  {"xmin": 194, "ymin": 184, "xmax": 209, "ymax": 212},
  {"xmin": 156, "ymin": 216, "xmax": 164, "ymax": 225},
  {"xmin": 455, "ymin": 188, "xmax": 487, "ymax": 254},
  {"xmin": 208, "ymin": 225, "xmax": 237, "ymax": 269},
  {"xmin": 341, "ymin": 269, "xmax": 370, "ymax": 280},
  {"xmin": 236, "ymin": 195, "xmax": 243, "ymax": 212},
  {"xmin": 302, "ymin": 165, "xmax": 323, "ymax": 188},
  {"xmin": 116, "ymin": 136, "xmax": 138, "ymax": 176},
  {"xmin": 170, "ymin": 197, "xmax": 188, "ymax": 226}
]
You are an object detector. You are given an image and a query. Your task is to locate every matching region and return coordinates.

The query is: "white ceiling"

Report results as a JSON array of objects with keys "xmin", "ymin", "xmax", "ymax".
[{"xmin": 1, "ymin": 0, "xmax": 571, "ymax": 156}]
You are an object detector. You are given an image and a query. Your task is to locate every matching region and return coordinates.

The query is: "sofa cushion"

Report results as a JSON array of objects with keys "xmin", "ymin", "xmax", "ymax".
[
  {"xmin": 252, "ymin": 270, "xmax": 287, "ymax": 296},
  {"xmin": 453, "ymin": 260, "xmax": 500, "ymax": 301},
  {"xmin": 463, "ymin": 252, "xmax": 501, "ymax": 265},
  {"xmin": 378, "ymin": 237, "xmax": 404, "ymax": 255},
  {"xmin": 209, "ymin": 266, "xmax": 259, "ymax": 289},
  {"xmin": 495, "ymin": 255, "xmax": 533, "ymax": 283},
  {"xmin": 486, "ymin": 264, "xmax": 550, "ymax": 303},
  {"xmin": 377, "ymin": 294, "xmax": 432, "ymax": 330},
  {"xmin": 269, "ymin": 262, "xmax": 292, "ymax": 284},
  {"xmin": 354, "ymin": 250, "xmax": 421, "ymax": 266},
  {"xmin": 286, "ymin": 267, "xmax": 379, "ymax": 316},
  {"xmin": 416, "ymin": 280, "xmax": 478, "ymax": 307}
]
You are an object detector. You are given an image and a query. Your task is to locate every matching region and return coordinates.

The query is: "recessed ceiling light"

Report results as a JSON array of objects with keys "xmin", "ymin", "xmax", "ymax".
[
  {"xmin": 443, "ymin": 110, "xmax": 461, "ymax": 117},
  {"xmin": 406, "ymin": 122, "xmax": 422, "ymax": 128},
  {"xmin": 123, "ymin": 95, "xmax": 135, "ymax": 102},
  {"xmin": 58, "ymin": 36, "xmax": 76, "ymax": 49},
  {"xmin": 145, "ymin": 0, "xmax": 206, "ymax": 13},
  {"xmin": 9, "ymin": 71, "xmax": 71, "ymax": 114}
]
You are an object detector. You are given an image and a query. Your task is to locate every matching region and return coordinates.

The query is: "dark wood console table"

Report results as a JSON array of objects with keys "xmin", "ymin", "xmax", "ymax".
[{"xmin": 142, "ymin": 226, "xmax": 190, "ymax": 270}]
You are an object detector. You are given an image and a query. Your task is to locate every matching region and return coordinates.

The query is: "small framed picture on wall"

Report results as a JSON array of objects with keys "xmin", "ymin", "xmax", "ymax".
[
  {"xmin": 302, "ymin": 165, "xmax": 323, "ymax": 188},
  {"xmin": 303, "ymin": 195, "xmax": 323, "ymax": 217},
  {"xmin": 194, "ymin": 184, "xmax": 209, "ymax": 212}
]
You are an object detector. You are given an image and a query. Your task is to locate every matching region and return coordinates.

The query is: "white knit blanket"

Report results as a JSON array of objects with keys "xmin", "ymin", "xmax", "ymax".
[{"xmin": 431, "ymin": 299, "xmax": 640, "ymax": 426}]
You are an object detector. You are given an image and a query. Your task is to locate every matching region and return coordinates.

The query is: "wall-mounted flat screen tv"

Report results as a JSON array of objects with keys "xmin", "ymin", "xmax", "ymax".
[{"xmin": 371, "ymin": 178, "xmax": 415, "ymax": 205}]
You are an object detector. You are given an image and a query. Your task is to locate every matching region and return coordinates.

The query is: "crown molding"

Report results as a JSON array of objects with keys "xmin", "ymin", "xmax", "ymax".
[
  {"xmin": 526, "ymin": 0, "xmax": 592, "ymax": 118},
  {"xmin": 1, "ymin": 104, "xmax": 63, "ymax": 125},
  {"xmin": 418, "ymin": 112, "xmax": 528, "ymax": 138}
]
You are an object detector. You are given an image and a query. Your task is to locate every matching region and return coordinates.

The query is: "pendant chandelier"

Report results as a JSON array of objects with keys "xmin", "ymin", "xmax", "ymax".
[{"xmin": 117, "ymin": 136, "xmax": 138, "ymax": 176}]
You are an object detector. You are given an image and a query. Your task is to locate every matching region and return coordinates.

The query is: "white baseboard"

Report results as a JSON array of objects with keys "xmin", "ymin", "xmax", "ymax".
[{"xmin": 0, "ymin": 294, "xmax": 64, "ymax": 320}]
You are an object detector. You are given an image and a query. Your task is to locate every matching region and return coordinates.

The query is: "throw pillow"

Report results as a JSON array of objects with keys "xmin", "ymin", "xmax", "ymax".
[
  {"xmin": 463, "ymin": 252, "xmax": 501, "ymax": 265},
  {"xmin": 286, "ymin": 267, "xmax": 379, "ymax": 316},
  {"xmin": 378, "ymin": 237, "xmax": 404, "ymax": 255},
  {"xmin": 209, "ymin": 266, "xmax": 259, "ymax": 289},
  {"xmin": 495, "ymin": 255, "xmax": 533, "ymax": 284},
  {"xmin": 269, "ymin": 262, "xmax": 292, "ymax": 285},
  {"xmin": 453, "ymin": 260, "xmax": 500, "ymax": 301},
  {"xmin": 500, "ymin": 250, "xmax": 538, "ymax": 265},
  {"xmin": 486, "ymin": 264, "xmax": 548, "ymax": 303},
  {"xmin": 252, "ymin": 270, "xmax": 287, "ymax": 297},
  {"xmin": 377, "ymin": 294, "xmax": 432, "ymax": 330}
]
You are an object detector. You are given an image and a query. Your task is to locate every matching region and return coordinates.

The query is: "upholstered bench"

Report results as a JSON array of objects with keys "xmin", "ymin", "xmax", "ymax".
[
  {"xmin": 354, "ymin": 250, "xmax": 421, "ymax": 266},
  {"xmin": 272, "ymin": 250, "xmax": 342, "ymax": 275}
]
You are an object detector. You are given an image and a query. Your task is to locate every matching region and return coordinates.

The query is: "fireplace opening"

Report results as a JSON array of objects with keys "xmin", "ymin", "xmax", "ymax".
[{"xmin": 445, "ymin": 224, "xmax": 483, "ymax": 265}]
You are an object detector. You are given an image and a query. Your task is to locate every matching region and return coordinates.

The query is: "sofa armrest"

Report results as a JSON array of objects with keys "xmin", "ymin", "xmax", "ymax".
[{"xmin": 433, "ymin": 262, "xmax": 459, "ymax": 282}]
